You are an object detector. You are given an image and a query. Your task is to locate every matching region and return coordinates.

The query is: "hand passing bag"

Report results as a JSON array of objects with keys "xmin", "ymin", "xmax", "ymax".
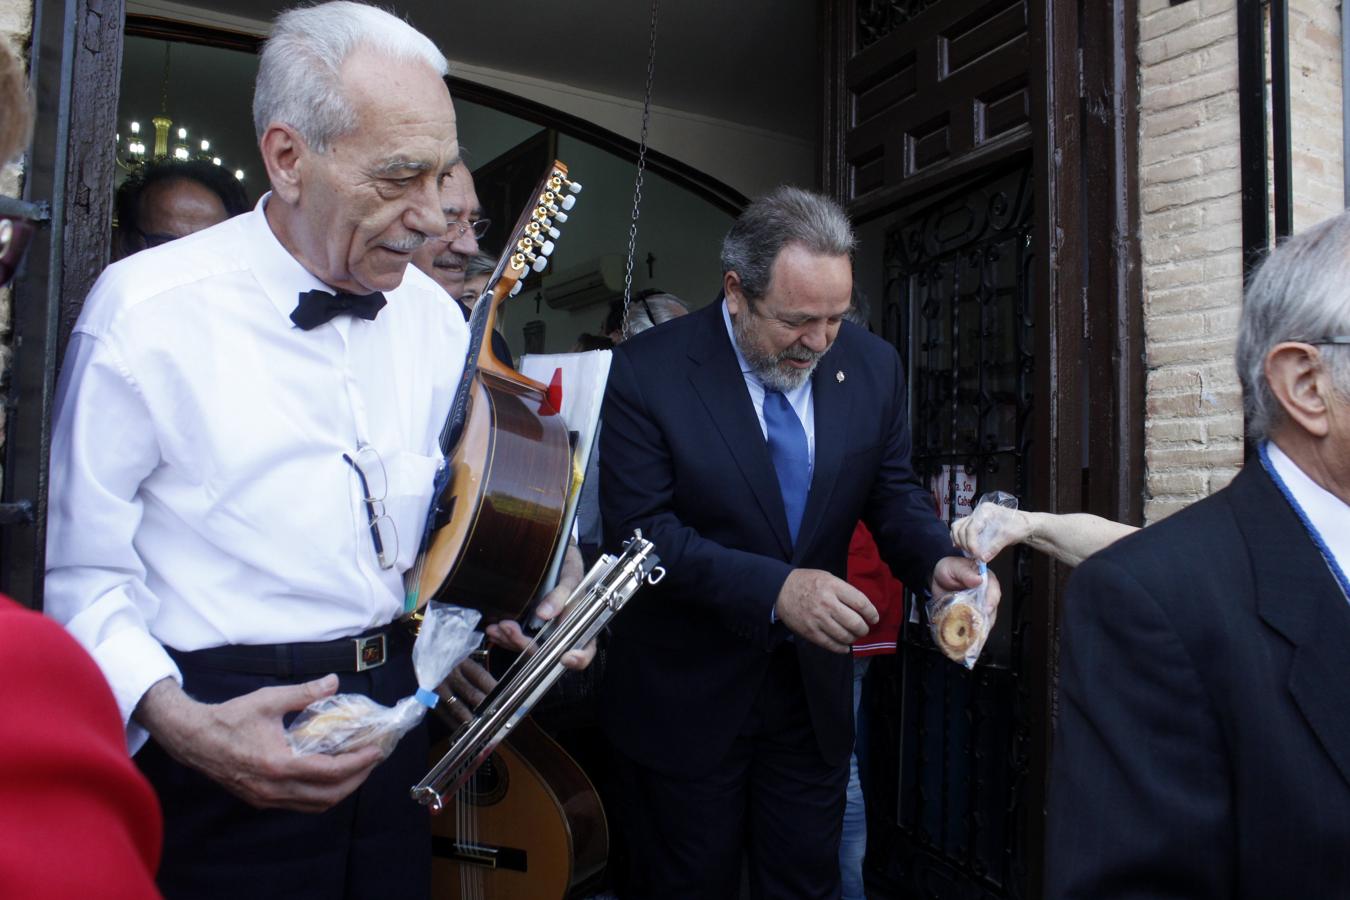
[
  {"xmin": 926, "ymin": 491, "xmax": 1017, "ymax": 668},
  {"xmin": 286, "ymin": 603, "xmax": 481, "ymax": 756}
]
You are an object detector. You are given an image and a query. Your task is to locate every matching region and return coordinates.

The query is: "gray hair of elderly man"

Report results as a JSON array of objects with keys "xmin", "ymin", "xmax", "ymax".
[
  {"xmin": 1236, "ymin": 209, "xmax": 1350, "ymax": 441},
  {"xmin": 721, "ymin": 186, "xmax": 856, "ymax": 301},
  {"xmin": 626, "ymin": 292, "xmax": 689, "ymax": 335},
  {"xmin": 252, "ymin": 1, "xmax": 448, "ymax": 152}
]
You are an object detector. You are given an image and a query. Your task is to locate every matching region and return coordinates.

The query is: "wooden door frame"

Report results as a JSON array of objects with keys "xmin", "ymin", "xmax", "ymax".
[
  {"xmin": 0, "ymin": 0, "xmax": 126, "ymax": 607},
  {"xmin": 818, "ymin": 0, "xmax": 1142, "ymax": 894}
]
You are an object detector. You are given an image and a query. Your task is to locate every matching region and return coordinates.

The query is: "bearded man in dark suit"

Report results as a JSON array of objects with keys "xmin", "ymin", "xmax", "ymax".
[
  {"xmin": 598, "ymin": 186, "xmax": 996, "ymax": 898},
  {"xmin": 1047, "ymin": 211, "xmax": 1350, "ymax": 897}
]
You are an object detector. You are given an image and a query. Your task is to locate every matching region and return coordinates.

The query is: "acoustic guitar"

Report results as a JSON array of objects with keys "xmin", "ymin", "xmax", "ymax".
[
  {"xmin": 429, "ymin": 715, "xmax": 608, "ymax": 900},
  {"xmin": 406, "ymin": 161, "xmax": 584, "ymax": 622}
]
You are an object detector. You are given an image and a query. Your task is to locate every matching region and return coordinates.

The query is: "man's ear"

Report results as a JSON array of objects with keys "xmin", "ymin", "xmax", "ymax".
[
  {"xmin": 259, "ymin": 123, "xmax": 307, "ymax": 205},
  {"xmin": 724, "ymin": 271, "xmax": 743, "ymax": 316},
  {"xmin": 1265, "ymin": 342, "xmax": 1332, "ymax": 438}
]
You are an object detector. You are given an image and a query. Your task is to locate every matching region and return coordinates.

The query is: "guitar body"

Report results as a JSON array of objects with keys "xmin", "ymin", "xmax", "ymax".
[
  {"xmin": 419, "ymin": 366, "xmax": 574, "ymax": 621},
  {"xmin": 431, "ymin": 717, "xmax": 608, "ymax": 900}
]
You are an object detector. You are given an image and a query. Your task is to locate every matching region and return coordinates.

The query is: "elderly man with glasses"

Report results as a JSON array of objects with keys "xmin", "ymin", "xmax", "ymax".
[
  {"xmin": 44, "ymin": 4, "xmax": 585, "ymax": 898},
  {"xmin": 411, "ymin": 158, "xmax": 490, "ymax": 305},
  {"xmin": 1046, "ymin": 211, "xmax": 1350, "ymax": 898}
]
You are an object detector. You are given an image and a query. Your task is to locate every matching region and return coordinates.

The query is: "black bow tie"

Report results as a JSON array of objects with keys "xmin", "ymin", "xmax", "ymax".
[{"xmin": 290, "ymin": 289, "xmax": 387, "ymax": 330}]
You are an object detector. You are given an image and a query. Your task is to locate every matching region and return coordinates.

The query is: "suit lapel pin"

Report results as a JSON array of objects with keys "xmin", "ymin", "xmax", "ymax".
[{"xmin": 836, "ymin": 371, "xmax": 845, "ymax": 383}]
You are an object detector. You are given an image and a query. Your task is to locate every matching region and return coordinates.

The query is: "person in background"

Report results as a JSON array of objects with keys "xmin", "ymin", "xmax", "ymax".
[
  {"xmin": 0, "ymin": 36, "xmax": 162, "ymax": 899},
  {"xmin": 411, "ymin": 167, "xmax": 513, "ymax": 365},
  {"xmin": 572, "ymin": 332, "xmax": 616, "ymax": 352},
  {"xmin": 837, "ymin": 288, "xmax": 909, "ymax": 900},
  {"xmin": 599, "ymin": 187, "xmax": 994, "ymax": 898},
  {"xmin": 602, "ymin": 288, "xmax": 689, "ymax": 343},
  {"xmin": 114, "ymin": 158, "xmax": 248, "ymax": 258},
  {"xmin": 410, "ymin": 158, "xmax": 487, "ymax": 303},
  {"xmin": 459, "ymin": 249, "xmax": 496, "ymax": 310},
  {"xmin": 1047, "ymin": 210, "xmax": 1350, "ymax": 896},
  {"xmin": 576, "ymin": 290, "xmax": 686, "ymax": 566}
]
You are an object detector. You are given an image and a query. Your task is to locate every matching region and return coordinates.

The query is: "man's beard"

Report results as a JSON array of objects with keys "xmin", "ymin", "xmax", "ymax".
[{"xmin": 732, "ymin": 309, "xmax": 824, "ymax": 392}]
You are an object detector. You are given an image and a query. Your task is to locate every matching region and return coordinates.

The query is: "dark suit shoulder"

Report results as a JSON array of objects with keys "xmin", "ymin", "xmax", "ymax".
[
  {"xmin": 1069, "ymin": 467, "xmax": 1266, "ymax": 649},
  {"xmin": 613, "ymin": 300, "xmax": 721, "ymax": 373},
  {"xmin": 1089, "ymin": 481, "xmax": 1241, "ymax": 577}
]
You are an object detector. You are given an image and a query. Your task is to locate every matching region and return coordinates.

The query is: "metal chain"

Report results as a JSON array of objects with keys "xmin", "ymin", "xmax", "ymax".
[{"xmin": 621, "ymin": 0, "xmax": 659, "ymax": 341}]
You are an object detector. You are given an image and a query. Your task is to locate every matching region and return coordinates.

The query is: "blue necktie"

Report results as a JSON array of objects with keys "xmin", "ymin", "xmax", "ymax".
[{"xmin": 764, "ymin": 390, "xmax": 810, "ymax": 545}]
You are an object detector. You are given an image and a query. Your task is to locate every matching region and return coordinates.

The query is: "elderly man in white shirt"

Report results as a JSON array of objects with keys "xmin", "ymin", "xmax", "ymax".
[{"xmin": 44, "ymin": 4, "xmax": 568, "ymax": 898}]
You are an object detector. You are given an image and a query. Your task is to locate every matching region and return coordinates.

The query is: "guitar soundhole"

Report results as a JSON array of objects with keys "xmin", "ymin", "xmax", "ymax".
[{"xmin": 463, "ymin": 752, "xmax": 509, "ymax": 806}]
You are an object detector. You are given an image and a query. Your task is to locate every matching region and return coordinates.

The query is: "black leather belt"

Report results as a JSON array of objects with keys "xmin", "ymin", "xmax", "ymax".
[{"xmin": 168, "ymin": 622, "xmax": 414, "ymax": 678}]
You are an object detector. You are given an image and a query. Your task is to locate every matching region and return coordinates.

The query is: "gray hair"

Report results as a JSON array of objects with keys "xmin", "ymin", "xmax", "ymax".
[
  {"xmin": 465, "ymin": 250, "xmax": 496, "ymax": 279},
  {"xmin": 253, "ymin": 2, "xmax": 448, "ymax": 152},
  {"xmin": 626, "ymin": 292, "xmax": 690, "ymax": 336},
  {"xmin": 720, "ymin": 186, "xmax": 856, "ymax": 300},
  {"xmin": 1236, "ymin": 210, "xmax": 1350, "ymax": 440}
]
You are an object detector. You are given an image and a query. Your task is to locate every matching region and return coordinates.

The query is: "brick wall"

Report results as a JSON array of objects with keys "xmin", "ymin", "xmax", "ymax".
[
  {"xmin": 1136, "ymin": 0, "xmax": 1342, "ymax": 524},
  {"xmin": 0, "ymin": 0, "xmax": 32, "ymax": 494},
  {"xmin": 1290, "ymin": 0, "xmax": 1344, "ymax": 230},
  {"xmin": 1138, "ymin": 0, "xmax": 1246, "ymax": 523}
]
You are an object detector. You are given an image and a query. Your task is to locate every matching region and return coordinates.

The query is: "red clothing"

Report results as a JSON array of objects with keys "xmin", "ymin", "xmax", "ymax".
[
  {"xmin": 0, "ymin": 597, "xmax": 162, "ymax": 898},
  {"xmin": 846, "ymin": 522, "xmax": 905, "ymax": 657}
]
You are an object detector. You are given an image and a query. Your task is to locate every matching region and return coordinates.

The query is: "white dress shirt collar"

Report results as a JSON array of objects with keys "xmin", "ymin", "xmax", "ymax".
[{"xmin": 246, "ymin": 192, "xmax": 347, "ymax": 325}]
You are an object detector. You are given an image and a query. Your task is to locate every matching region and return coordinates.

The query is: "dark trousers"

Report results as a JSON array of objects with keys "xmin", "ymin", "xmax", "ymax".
[
  {"xmin": 137, "ymin": 644, "xmax": 431, "ymax": 900},
  {"xmin": 614, "ymin": 645, "xmax": 849, "ymax": 900}
]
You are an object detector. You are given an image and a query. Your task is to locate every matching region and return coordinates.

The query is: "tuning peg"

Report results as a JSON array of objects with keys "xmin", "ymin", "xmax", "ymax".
[
  {"xmin": 531, "ymin": 255, "xmax": 548, "ymax": 273},
  {"xmin": 560, "ymin": 194, "xmax": 576, "ymax": 211},
  {"xmin": 509, "ymin": 282, "xmax": 522, "ymax": 297},
  {"xmin": 540, "ymin": 240, "xmax": 555, "ymax": 256},
  {"xmin": 549, "ymin": 171, "xmax": 583, "ymax": 195},
  {"xmin": 546, "ymin": 225, "xmax": 561, "ymax": 239},
  {"xmin": 553, "ymin": 210, "xmax": 568, "ymax": 223}
]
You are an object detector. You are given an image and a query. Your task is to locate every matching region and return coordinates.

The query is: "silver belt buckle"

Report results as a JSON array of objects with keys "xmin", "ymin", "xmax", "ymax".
[{"xmin": 355, "ymin": 633, "xmax": 387, "ymax": 672}]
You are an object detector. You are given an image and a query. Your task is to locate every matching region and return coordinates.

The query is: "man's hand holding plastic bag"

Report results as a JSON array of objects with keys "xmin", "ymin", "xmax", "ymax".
[
  {"xmin": 927, "ymin": 492, "xmax": 1016, "ymax": 668},
  {"xmin": 285, "ymin": 604, "xmax": 482, "ymax": 756}
]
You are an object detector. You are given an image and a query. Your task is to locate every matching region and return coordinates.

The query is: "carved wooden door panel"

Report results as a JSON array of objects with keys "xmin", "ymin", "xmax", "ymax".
[{"xmin": 823, "ymin": 1, "xmax": 1142, "ymax": 897}]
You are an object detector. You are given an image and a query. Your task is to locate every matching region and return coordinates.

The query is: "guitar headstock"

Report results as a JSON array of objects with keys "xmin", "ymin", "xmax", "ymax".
[{"xmin": 483, "ymin": 160, "xmax": 583, "ymax": 306}]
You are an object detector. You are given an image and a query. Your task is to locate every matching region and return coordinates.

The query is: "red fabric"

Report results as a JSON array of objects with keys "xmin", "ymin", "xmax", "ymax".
[
  {"xmin": 846, "ymin": 522, "xmax": 905, "ymax": 657},
  {"xmin": 0, "ymin": 596, "xmax": 162, "ymax": 898}
]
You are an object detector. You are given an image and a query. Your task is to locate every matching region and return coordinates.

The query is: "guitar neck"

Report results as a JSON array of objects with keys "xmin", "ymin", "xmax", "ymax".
[{"xmin": 435, "ymin": 159, "xmax": 579, "ymax": 456}]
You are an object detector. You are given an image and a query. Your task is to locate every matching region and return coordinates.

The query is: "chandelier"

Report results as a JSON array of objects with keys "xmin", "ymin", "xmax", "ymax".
[{"xmin": 116, "ymin": 43, "xmax": 244, "ymax": 183}]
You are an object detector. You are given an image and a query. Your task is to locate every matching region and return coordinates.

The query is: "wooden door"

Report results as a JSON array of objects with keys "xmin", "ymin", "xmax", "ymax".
[{"xmin": 822, "ymin": 1, "xmax": 1143, "ymax": 896}]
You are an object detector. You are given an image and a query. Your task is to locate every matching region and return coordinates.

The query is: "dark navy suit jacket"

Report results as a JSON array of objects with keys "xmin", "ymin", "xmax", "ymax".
[
  {"xmin": 598, "ymin": 300, "xmax": 952, "ymax": 777},
  {"xmin": 1048, "ymin": 461, "xmax": 1350, "ymax": 897}
]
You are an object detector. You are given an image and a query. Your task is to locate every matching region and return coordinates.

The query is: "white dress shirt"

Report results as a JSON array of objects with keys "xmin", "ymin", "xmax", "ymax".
[
  {"xmin": 45, "ymin": 197, "xmax": 468, "ymax": 751},
  {"xmin": 1267, "ymin": 441, "xmax": 1350, "ymax": 601},
  {"xmin": 720, "ymin": 298, "xmax": 816, "ymax": 468}
]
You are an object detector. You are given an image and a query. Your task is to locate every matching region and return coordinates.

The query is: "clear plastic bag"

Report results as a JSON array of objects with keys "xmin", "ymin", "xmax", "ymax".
[
  {"xmin": 286, "ymin": 603, "xmax": 482, "ymax": 756},
  {"xmin": 927, "ymin": 491, "xmax": 1017, "ymax": 668}
]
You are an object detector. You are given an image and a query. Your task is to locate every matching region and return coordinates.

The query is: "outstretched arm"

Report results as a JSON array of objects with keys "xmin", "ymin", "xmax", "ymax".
[{"xmin": 952, "ymin": 505, "xmax": 1138, "ymax": 567}]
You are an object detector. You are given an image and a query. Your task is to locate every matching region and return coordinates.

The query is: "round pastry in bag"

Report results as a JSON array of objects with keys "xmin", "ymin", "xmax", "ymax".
[
  {"xmin": 926, "ymin": 587, "xmax": 991, "ymax": 668},
  {"xmin": 936, "ymin": 601, "xmax": 984, "ymax": 660}
]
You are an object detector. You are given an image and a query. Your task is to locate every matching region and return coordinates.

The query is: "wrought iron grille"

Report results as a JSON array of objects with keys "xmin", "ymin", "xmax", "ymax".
[
  {"xmin": 868, "ymin": 163, "xmax": 1035, "ymax": 899},
  {"xmin": 857, "ymin": 0, "xmax": 947, "ymax": 48}
]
